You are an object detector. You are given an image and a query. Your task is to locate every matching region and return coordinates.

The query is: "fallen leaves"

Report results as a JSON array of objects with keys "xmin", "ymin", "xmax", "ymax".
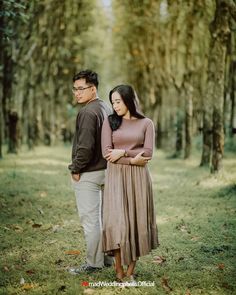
[
  {"xmin": 39, "ymin": 191, "xmax": 47, "ymax": 198},
  {"xmin": 51, "ymin": 225, "xmax": 61, "ymax": 232},
  {"xmin": 32, "ymin": 223, "xmax": 42, "ymax": 228},
  {"xmin": 3, "ymin": 224, "xmax": 24, "ymax": 232},
  {"xmin": 180, "ymin": 225, "xmax": 188, "ymax": 232},
  {"xmin": 3, "ymin": 266, "xmax": 9, "ymax": 272},
  {"xmin": 161, "ymin": 277, "xmax": 173, "ymax": 293},
  {"xmin": 21, "ymin": 251, "xmax": 29, "ymax": 263},
  {"xmin": 9, "ymin": 224, "xmax": 23, "ymax": 232},
  {"xmin": 64, "ymin": 250, "xmax": 81, "ymax": 255},
  {"xmin": 21, "ymin": 283, "xmax": 38, "ymax": 290},
  {"xmin": 153, "ymin": 256, "xmax": 166, "ymax": 264},
  {"xmin": 26, "ymin": 269, "xmax": 36, "ymax": 275},
  {"xmin": 20, "ymin": 277, "xmax": 38, "ymax": 290},
  {"xmin": 37, "ymin": 208, "xmax": 44, "ymax": 215},
  {"xmin": 176, "ymin": 220, "xmax": 191, "ymax": 234},
  {"xmin": 218, "ymin": 263, "xmax": 225, "ymax": 270},
  {"xmin": 45, "ymin": 239, "xmax": 58, "ymax": 245},
  {"xmin": 190, "ymin": 236, "xmax": 200, "ymax": 241}
]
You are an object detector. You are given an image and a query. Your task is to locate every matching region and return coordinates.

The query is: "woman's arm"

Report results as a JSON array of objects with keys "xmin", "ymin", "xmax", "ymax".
[
  {"xmin": 117, "ymin": 120, "xmax": 155, "ymax": 158},
  {"xmin": 101, "ymin": 118, "xmax": 132, "ymax": 164},
  {"xmin": 141, "ymin": 120, "xmax": 155, "ymax": 157},
  {"xmin": 111, "ymin": 120, "xmax": 155, "ymax": 165},
  {"xmin": 102, "ymin": 118, "xmax": 155, "ymax": 166},
  {"xmin": 101, "ymin": 117, "xmax": 113, "ymax": 158}
]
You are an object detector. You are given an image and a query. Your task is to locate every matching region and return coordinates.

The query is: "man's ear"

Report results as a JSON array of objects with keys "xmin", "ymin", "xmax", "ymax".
[{"xmin": 92, "ymin": 85, "xmax": 96, "ymax": 93}]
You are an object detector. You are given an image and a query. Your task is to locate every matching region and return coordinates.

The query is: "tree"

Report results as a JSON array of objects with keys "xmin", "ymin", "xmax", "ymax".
[
  {"xmin": 201, "ymin": 0, "xmax": 236, "ymax": 172},
  {"xmin": 112, "ymin": 0, "xmax": 214, "ymax": 159},
  {"xmin": 0, "ymin": 0, "xmax": 28, "ymax": 155},
  {"xmin": 1, "ymin": 0, "xmax": 108, "ymax": 155}
]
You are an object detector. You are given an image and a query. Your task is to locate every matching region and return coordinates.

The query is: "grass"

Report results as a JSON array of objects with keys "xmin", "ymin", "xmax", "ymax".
[{"xmin": 0, "ymin": 145, "xmax": 235, "ymax": 295}]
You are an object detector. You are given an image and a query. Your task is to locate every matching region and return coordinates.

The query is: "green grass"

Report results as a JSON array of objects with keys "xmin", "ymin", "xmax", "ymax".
[{"xmin": 0, "ymin": 146, "xmax": 235, "ymax": 295}]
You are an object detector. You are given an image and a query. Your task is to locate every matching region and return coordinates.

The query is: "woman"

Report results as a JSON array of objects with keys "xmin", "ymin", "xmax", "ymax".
[{"xmin": 101, "ymin": 84, "xmax": 158, "ymax": 281}]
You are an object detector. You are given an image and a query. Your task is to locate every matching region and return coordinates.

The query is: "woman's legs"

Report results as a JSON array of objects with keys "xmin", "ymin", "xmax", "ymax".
[
  {"xmin": 127, "ymin": 261, "xmax": 136, "ymax": 277},
  {"xmin": 114, "ymin": 249, "xmax": 137, "ymax": 280},
  {"xmin": 114, "ymin": 249, "xmax": 124, "ymax": 279}
]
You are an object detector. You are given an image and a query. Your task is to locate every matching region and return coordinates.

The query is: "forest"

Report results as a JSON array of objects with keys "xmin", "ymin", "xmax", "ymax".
[
  {"xmin": 0, "ymin": 0, "xmax": 235, "ymax": 171},
  {"xmin": 0, "ymin": 0, "xmax": 236, "ymax": 294}
]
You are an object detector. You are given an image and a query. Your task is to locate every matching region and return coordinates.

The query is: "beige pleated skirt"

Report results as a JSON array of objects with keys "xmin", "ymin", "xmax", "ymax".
[{"xmin": 102, "ymin": 162, "xmax": 159, "ymax": 266}]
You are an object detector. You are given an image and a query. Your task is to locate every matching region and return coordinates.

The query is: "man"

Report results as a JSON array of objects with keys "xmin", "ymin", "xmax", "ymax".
[{"xmin": 68, "ymin": 70, "xmax": 112, "ymax": 274}]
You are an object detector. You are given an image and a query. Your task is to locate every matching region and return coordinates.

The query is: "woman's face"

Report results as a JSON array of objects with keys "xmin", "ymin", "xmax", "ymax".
[{"xmin": 111, "ymin": 91, "xmax": 129, "ymax": 117}]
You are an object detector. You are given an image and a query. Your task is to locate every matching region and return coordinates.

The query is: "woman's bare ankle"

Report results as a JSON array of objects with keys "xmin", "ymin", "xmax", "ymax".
[{"xmin": 126, "ymin": 262, "xmax": 136, "ymax": 277}]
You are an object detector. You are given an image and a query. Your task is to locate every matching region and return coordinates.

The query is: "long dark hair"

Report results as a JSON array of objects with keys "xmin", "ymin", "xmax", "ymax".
[{"xmin": 108, "ymin": 84, "xmax": 145, "ymax": 131}]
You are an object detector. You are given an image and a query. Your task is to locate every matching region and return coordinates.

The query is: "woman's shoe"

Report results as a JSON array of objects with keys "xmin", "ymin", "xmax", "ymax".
[
  {"xmin": 116, "ymin": 271, "xmax": 125, "ymax": 282},
  {"xmin": 124, "ymin": 274, "xmax": 137, "ymax": 283},
  {"xmin": 127, "ymin": 275, "xmax": 136, "ymax": 282}
]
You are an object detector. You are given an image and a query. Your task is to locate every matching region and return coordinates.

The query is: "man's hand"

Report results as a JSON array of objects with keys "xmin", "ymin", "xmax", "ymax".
[
  {"xmin": 72, "ymin": 173, "xmax": 80, "ymax": 182},
  {"xmin": 105, "ymin": 149, "xmax": 126, "ymax": 162},
  {"xmin": 130, "ymin": 152, "xmax": 151, "ymax": 166}
]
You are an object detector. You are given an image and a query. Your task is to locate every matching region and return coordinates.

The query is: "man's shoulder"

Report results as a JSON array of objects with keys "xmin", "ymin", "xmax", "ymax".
[
  {"xmin": 79, "ymin": 99, "xmax": 111, "ymax": 118},
  {"xmin": 94, "ymin": 98, "xmax": 110, "ymax": 109}
]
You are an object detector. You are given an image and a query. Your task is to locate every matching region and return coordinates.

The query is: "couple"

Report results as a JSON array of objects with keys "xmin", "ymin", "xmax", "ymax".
[{"xmin": 68, "ymin": 70, "xmax": 158, "ymax": 281}]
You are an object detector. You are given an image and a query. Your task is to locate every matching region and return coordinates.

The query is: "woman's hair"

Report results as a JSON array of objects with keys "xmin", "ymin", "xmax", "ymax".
[{"xmin": 108, "ymin": 84, "xmax": 145, "ymax": 131}]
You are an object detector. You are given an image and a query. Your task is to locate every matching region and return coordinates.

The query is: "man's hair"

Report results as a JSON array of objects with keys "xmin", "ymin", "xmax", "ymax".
[{"xmin": 73, "ymin": 70, "xmax": 99, "ymax": 88}]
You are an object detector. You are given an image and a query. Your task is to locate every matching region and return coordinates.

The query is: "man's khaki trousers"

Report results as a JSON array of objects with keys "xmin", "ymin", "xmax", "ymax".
[{"xmin": 71, "ymin": 170, "xmax": 107, "ymax": 268}]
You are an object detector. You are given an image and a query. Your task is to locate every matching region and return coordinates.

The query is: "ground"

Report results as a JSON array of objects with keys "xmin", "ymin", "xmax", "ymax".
[{"xmin": 0, "ymin": 145, "xmax": 235, "ymax": 295}]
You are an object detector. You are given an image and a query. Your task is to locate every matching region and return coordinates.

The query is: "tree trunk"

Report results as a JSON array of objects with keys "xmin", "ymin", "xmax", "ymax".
[
  {"xmin": 174, "ymin": 88, "xmax": 184, "ymax": 158},
  {"xmin": 184, "ymin": 87, "xmax": 193, "ymax": 159},
  {"xmin": 183, "ymin": 0, "xmax": 196, "ymax": 159},
  {"xmin": 211, "ymin": 0, "xmax": 231, "ymax": 173},
  {"xmin": 156, "ymin": 90, "xmax": 163, "ymax": 149},
  {"xmin": 0, "ymin": 88, "xmax": 3, "ymax": 159},
  {"xmin": 175, "ymin": 113, "xmax": 184, "ymax": 157},
  {"xmin": 8, "ymin": 111, "xmax": 18, "ymax": 153},
  {"xmin": 0, "ymin": 0, "xmax": 3, "ymax": 158},
  {"xmin": 229, "ymin": 58, "xmax": 236, "ymax": 136},
  {"xmin": 200, "ymin": 5, "xmax": 220, "ymax": 167},
  {"xmin": 229, "ymin": 23, "xmax": 236, "ymax": 137},
  {"xmin": 200, "ymin": 109, "xmax": 213, "ymax": 166},
  {"xmin": 175, "ymin": 94, "xmax": 184, "ymax": 158},
  {"xmin": 4, "ymin": 53, "xmax": 14, "ymax": 153},
  {"xmin": 230, "ymin": 74, "xmax": 236, "ymax": 136}
]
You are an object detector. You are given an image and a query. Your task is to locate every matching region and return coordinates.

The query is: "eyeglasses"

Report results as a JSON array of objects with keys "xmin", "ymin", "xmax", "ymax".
[{"xmin": 72, "ymin": 85, "xmax": 93, "ymax": 94}]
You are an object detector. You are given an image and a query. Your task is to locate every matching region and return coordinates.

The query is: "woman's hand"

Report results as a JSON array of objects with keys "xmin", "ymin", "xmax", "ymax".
[
  {"xmin": 105, "ymin": 149, "xmax": 125, "ymax": 162},
  {"xmin": 130, "ymin": 152, "xmax": 151, "ymax": 166}
]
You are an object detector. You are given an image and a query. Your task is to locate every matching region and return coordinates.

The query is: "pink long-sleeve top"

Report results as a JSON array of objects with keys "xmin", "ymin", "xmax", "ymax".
[{"xmin": 101, "ymin": 116, "xmax": 155, "ymax": 165}]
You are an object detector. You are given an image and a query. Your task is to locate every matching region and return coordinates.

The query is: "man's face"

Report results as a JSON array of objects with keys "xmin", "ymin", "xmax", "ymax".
[{"xmin": 72, "ymin": 78, "xmax": 95, "ymax": 104}]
